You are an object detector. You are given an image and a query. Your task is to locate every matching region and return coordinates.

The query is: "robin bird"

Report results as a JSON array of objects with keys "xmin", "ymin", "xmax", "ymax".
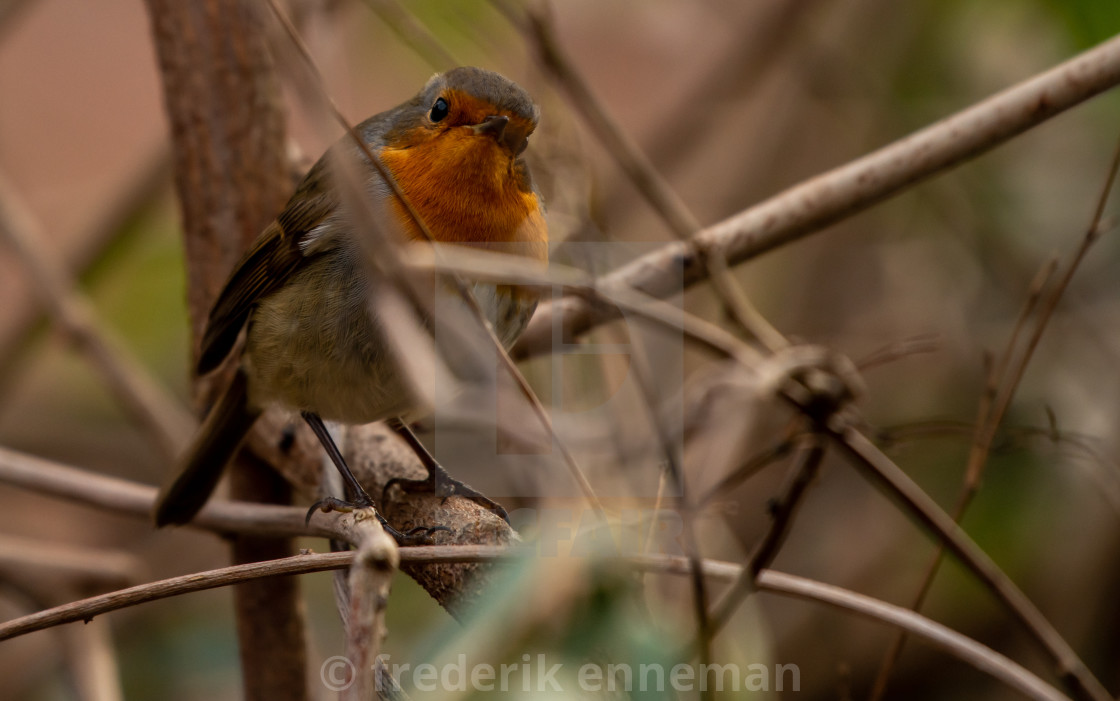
[{"xmin": 154, "ymin": 66, "xmax": 547, "ymax": 540}]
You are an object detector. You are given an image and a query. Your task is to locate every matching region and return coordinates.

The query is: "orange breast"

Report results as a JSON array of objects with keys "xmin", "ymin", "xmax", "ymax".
[{"xmin": 379, "ymin": 130, "xmax": 548, "ymax": 264}]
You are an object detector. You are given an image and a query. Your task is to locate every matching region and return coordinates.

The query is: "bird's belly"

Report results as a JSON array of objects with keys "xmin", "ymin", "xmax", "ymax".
[
  {"xmin": 246, "ymin": 341, "xmax": 413, "ymax": 424},
  {"xmin": 243, "ymin": 257, "xmax": 538, "ymax": 423},
  {"xmin": 244, "ymin": 263, "xmax": 412, "ymax": 423}
]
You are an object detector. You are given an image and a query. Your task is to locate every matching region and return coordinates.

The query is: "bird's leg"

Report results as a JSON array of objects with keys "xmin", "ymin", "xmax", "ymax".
[
  {"xmin": 302, "ymin": 411, "xmax": 447, "ymax": 544},
  {"xmin": 383, "ymin": 418, "xmax": 510, "ymax": 523},
  {"xmin": 303, "ymin": 411, "xmax": 374, "ymax": 506}
]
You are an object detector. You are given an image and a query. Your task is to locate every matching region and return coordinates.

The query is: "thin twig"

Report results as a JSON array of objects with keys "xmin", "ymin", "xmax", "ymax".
[
  {"xmin": 0, "ymin": 443, "xmax": 331, "ymax": 538},
  {"xmin": 868, "ymin": 258, "xmax": 1057, "ymax": 700},
  {"xmin": 0, "ymin": 550, "xmax": 356, "ymax": 642},
  {"xmin": 401, "ymin": 241, "xmax": 767, "ymax": 367},
  {"xmin": 515, "ymin": 31, "xmax": 1120, "ymax": 358},
  {"xmin": 855, "ymin": 333, "xmax": 943, "ymax": 371},
  {"xmin": 704, "ymin": 436, "xmax": 826, "ymax": 636},
  {"xmin": 870, "ymin": 418, "xmax": 1120, "ymax": 515},
  {"xmin": 971, "ymin": 138, "xmax": 1120, "ymax": 485},
  {"xmin": 0, "ymin": 548, "xmax": 1075, "ymax": 701}
]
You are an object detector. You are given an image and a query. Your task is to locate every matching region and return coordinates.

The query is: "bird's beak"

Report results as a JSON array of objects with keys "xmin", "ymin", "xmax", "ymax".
[
  {"xmin": 472, "ymin": 115, "xmax": 529, "ymax": 155},
  {"xmin": 473, "ymin": 114, "xmax": 509, "ymax": 139}
]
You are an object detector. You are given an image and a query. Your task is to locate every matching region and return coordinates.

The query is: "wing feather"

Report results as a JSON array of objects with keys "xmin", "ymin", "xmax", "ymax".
[{"xmin": 197, "ymin": 164, "xmax": 338, "ymax": 374}]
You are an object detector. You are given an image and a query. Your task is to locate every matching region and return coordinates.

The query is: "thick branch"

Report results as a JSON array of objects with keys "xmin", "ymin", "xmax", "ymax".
[{"xmin": 142, "ymin": 1, "xmax": 305, "ymax": 698}]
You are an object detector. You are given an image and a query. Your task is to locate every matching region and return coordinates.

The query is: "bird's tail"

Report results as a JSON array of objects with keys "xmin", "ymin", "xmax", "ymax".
[{"xmin": 154, "ymin": 370, "xmax": 259, "ymax": 526}]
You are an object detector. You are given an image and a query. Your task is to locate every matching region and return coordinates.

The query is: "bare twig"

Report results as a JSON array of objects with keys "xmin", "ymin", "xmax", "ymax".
[
  {"xmin": 495, "ymin": 0, "xmax": 788, "ymax": 352},
  {"xmin": 0, "ymin": 550, "xmax": 357, "ymax": 642},
  {"xmin": 855, "ymin": 333, "xmax": 943, "ymax": 371},
  {"xmin": 515, "ymin": 31, "xmax": 1120, "ymax": 358},
  {"xmin": 696, "ymin": 437, "xmax": 799, "ymax": 508},
  {"xmin": 0, "ymin": 441, "xmax": 479, "ymax": 541},
  {"xmin": 703, "ymin": 436, "xmax": 825, "ymax": 647},
  {"xmin": 0, "ymin": 171, "xmax": 194, "ymax": 460},
  {"xmin": 0, "ymin": 544, "xmax": 504, "ymax": 643},
  {"xmin": 0, "ymin": 548, "xmax": 1075, "ymax": 701},
  {"xmin": 974, "ymin": 133, "xmax": 1120, "ymax": 476},
  {"xmin": 401, "ymin": 241, "xmax": 767, "ymax": 368}
]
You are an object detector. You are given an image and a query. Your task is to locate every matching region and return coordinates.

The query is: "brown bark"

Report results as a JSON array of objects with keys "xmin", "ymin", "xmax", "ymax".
[{"xmin": 142, "ymin": 1, "xmax": 308, "ymax": 698}]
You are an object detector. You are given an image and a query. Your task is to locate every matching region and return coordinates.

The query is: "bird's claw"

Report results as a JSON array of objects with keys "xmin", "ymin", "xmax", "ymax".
[
  {"xmin": 383, "ymin": 475, "xmax": 510, "ymax": 525},
  {"xmin": 304, "ymin": 495, "xmax": 375, "ymax": 525},
  {"xmin": 305, "ymin": 495, "xmax": 451, "ymax": 545}
]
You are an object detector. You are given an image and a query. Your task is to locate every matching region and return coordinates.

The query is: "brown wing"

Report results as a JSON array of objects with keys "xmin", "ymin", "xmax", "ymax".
[{"xmin": 197, "ymin": 163, "xmax": 338, "ymax": 374}]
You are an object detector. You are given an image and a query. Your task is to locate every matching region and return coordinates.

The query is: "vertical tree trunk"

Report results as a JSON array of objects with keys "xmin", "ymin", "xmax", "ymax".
[{"xmin": 142, "ymin": 2, "xmax": 308, "ymax": 698}]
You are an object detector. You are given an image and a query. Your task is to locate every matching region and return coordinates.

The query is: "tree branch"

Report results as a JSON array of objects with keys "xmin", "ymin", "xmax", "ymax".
[
  {"xmin": 514, "ymin": 31, "xmax": 1120, "ymax": 357},
  {"xmin": 141, "ymin": 1, "xmax": 306, "ymax": 697}
]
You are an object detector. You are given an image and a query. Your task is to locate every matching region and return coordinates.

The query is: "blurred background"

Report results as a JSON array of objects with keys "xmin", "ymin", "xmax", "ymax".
[{"xmin": 2, "ymin": 0, "xmax": 1120, "ymax": 699}]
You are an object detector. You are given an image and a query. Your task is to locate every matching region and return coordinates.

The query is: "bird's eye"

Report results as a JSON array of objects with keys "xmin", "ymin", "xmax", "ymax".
[{"xmin": 430, "ymin": 97, "xmax": 449, "ymax": 123}]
